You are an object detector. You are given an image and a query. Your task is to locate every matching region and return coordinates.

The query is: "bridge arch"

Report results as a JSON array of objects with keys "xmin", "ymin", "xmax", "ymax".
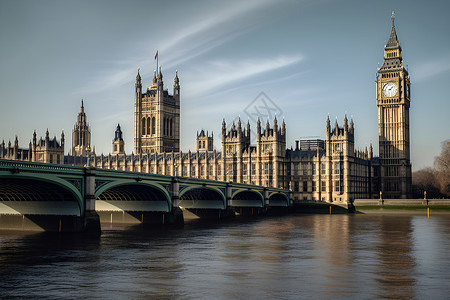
[
  {"xmin": 231, "ymin": 189, "xmax": 264, "ymax": 207},
  {"xmin": 0, "ymin": 174, "xmax": 84, "ymax": 216},
  {"xmin": 179, "ymin": 186, "xmax": 226, "ymax": 209},
  {"xmin": 268, "ymin": 192, "xmax": 289, "ymax": 207},
  {"xmin": 95, "ymin": 180, "xmax": 171, "ymax": 212}
]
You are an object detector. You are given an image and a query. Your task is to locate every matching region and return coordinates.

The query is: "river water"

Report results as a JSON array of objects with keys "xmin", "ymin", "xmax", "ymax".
[{"xmin": 1, "ymin": 213, "xmax": 449, "ymax": 299}]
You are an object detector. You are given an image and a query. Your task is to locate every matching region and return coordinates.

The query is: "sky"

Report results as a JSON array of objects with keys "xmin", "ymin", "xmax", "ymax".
[{"xmin": 0, "ymin": 0, "xmax": 449, "ymax": 171}]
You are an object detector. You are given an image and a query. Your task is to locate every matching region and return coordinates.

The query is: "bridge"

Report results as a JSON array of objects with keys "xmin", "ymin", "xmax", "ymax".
[{"xmin": 0, "ymin": 159, "xmax": 291, "ymax": 233}]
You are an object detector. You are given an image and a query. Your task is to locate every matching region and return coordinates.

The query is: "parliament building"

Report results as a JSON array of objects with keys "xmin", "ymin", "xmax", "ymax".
[{"xmin": 1, "ymin": 15, "xmax": 412, "ymax": 203}]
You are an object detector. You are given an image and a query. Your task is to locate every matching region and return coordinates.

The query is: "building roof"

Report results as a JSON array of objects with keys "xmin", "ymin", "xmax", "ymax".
[{"xmin": 386, "ymin": 14, "xmax": 399, "ymax": 49}]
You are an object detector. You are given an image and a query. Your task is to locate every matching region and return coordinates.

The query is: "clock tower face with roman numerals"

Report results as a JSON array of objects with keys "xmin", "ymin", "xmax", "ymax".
[{"xmin": 376, "ymin": 12, "xmax": 412, "ymax": 199}]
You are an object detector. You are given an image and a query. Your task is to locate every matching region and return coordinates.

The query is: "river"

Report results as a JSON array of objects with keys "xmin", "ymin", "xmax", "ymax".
[{"xmin": 1, "ymin": 213, "xmax": 449, "ymax": 299}]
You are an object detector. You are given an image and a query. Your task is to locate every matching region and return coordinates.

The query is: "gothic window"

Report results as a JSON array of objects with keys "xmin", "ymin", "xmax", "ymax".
[
  {"xmin": 142, "ymin": 118, "xmax": 146, "ymax": 135},
  {"xmin": 147, "ymin": 117, "xmax": 150, "ymax": 135},
  {"xmin": 151, "ymin": 117, "xmax": 155, "ymax": 135},
  {"xmin": 170, "ymin": 119, "xmax": 173, "ymax": 136},
  {"xmin": 321, "ymin": 163, "xmax": 326, "ymax": 175},
  {"xmin": 163, "ymin": 117, "xmax": 166, "ymax": 136},
  {"xmin": 202, "ymin": 141, "xmax": 205, "ymax": 148}
]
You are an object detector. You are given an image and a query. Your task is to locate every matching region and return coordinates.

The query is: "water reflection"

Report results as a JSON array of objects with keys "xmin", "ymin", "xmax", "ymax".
[
  {"xmin": 375, "ymin": 216, "xmax": 416, "ymax": 299},
  {"xmin": 1, "ymin": 215, "xmax": 450, "ymax": 299}
]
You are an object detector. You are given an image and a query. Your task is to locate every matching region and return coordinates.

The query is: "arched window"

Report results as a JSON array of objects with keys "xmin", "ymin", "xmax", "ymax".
[
  {"xmin": 142, "ymin": 118, "xmax": 146, "ymax": 135},
  {"xmin": 147, "ymin": 117, "xmax": 150, "ymax": 135},
  {"xmin": 170, "ymin": 119, "xmax": 173, "ymax": 136},
  {"xmin": 151, "ymin": 117, "xmax": 155, "ymax": 135},
  {"xmin": 163, "ymin": 117, "xmax": 166, "ymax": 136}
]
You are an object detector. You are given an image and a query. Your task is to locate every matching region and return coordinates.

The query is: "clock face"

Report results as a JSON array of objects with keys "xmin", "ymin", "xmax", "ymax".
[{"xmin": 383, "ymin": 82, "xmax": 398, "ymax": 97}]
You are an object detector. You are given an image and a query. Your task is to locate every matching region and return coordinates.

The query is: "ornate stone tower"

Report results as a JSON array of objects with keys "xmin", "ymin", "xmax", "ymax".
[
  {"xmin": 196, "ymin": 130, "xmax": 213, "ymax": 152},
  {"xmin": 112, "ymin": 124, "xmax": 125, "ymax": 155},
  {"xmin": 325, "ymin": 116, "xmax": 355, "ymax": 202},
  {"xmin": 134, "ymin": 67, "xmax": 180, "ymax": 154},
  {"xmin": 72, "ymin": 99, "xmax": 91, "ymax": 156},
  {"xmin": 221, "ymin": 118, "xmax": 251, "ymax": 183},
  {"xmin": 255, "ymin": 116, "xmax": 286, "ymax": 188},
  {"xmin": 376, "ymin": 13, "xmax": 412, "ymax": 199}
]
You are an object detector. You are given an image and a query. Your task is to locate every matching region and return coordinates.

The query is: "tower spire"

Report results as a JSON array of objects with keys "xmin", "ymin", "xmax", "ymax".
[{"xmin": 386, "ymin": 11, "xmax": 399, "ymax": 48}]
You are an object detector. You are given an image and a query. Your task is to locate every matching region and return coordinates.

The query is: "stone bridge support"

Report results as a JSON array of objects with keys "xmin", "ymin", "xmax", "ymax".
[
  {"xmin": 83, "ymin": 168, "xmax": 101, "ymax": 235},
  {"xmin": 169, "ymin": 178, "xmax": 183, "ymax": 225}
]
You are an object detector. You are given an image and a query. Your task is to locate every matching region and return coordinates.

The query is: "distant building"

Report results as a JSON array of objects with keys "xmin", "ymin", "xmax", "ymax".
[
  {"xmin": 196, "ymin": 130, "xmax": 214, "ymax": 152},
  {"xmin": 0, "ymin": 130, "xmax": 64, "ymax": 164},
  {"xmin": 299, "ymin": 139, "xmax": 324, "ymax": 151},
  {"xmin": 72, "ymin": 100, "xmax": 91, "ymax": 156},
  {"xmin": 112, "ymin": 124, "xmax": 125, "ymax": 155}
]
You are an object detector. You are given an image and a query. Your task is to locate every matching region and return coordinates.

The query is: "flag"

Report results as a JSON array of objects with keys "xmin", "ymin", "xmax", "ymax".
[{"xmin": 155, "ymin": 51, "xmax": 158, "ymax": 60}]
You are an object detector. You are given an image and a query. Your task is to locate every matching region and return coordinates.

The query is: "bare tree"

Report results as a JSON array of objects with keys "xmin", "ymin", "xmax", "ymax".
[
  {"xmin": 434, "ymin": 140, "xmax": 450, "ymax": 196},
  {"xmin": 412, "ymin": 168, "xmax": 442, "ymax": 198}
]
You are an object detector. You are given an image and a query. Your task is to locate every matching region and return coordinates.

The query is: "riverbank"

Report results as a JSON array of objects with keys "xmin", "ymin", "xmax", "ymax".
[
  {"xmin": 353, "ymin": 198, "xmax": 450, "ymax": 214},
  {"xmin": 355, "ymin": 205, "xmax": 450, "ymax": 215}
]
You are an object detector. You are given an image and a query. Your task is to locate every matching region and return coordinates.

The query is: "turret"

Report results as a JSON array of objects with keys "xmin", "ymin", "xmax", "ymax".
[
  {"xmin": 257, "ymin": 118, "xmax": 261, "ymax": 139},
  {"xmin": 344, "ymin": 115, "xmax": 348, "ymax": 134},
  {"xmin": 45, "ymin": 129, "xmax": 50, "ymax": 144},
  {"xmin": 61, "ymin": 130, "xmax": 65, "ymax": 147},
  {"xmin": 112, "ymin": 124, "xmax": 125, "ymax": 155},
  {"xmin": 273, "ymin": 115, "xmax": 278, "ymax": 133},
  {"xmin": 246, "ymin": 120, "xmax": 250, "ymax": 137},
  {"xmin": 281, "ymin": 119, "xmax": 286, "ymax": 136},
  {"xmin": 173, "ymin": 70, "xmax": 180, "ymax": 99},
  {"xmin": 157, "ymin": 66, "xmax": 163, "ymax": 92},
  {"xmin": 237, "ymin": 118, "xmax": 242, "ymax": 136},
  {"xmin": 326, "ymin": 115, "xmax": 331, "ymax": 137},
  {"xmin": 151, "ymin": 70, "xmax": 157, "ymax": 87},
  {"xmin": 222, "ymin": 119, "xmax": 226, "ymax": 141},
  {"xmin": 136, "ymin": 68, "xmax": 141, "ymax": 84}
]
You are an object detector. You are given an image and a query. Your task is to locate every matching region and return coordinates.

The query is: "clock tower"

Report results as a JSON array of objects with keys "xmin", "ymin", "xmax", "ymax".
[{"xmin": 376, "ymin": 12, "xmax": 412, "ymax": 199}]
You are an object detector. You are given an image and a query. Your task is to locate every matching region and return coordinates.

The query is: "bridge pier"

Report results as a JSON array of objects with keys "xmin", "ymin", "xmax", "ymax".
[{"xmin": 83, "ymin": 168, "xmax": 101, "ymax": 235}]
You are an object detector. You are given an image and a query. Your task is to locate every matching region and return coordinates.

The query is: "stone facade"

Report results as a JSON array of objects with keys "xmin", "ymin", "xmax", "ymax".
[
  {"xmin": 0, "ymin": 130, "xmax": 64, "ymax": 164},
  {"xmin": 72, "ymin": 100, "xmax": 91, "ymax": 156},
  {"xmin": 134, "ymin": 67, "xmax": 180, "ymax": 154},
  {"xmin": 89, "ymin": 115, "xmax": 376, "ymax": 204}
]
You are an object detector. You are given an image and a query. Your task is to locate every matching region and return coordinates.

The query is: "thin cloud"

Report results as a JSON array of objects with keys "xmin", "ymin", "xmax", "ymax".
[
  {"xmin": 186, "ymin": 54, "xmax": 304, "ymax": 94},
  {"xmin": 159, "ymin": 0, "xmax": 274, "ymax": 53},
  {"xmin": 413, "ymin": 56, "xmax": 450, "ymax": 82},
  {"xmin": 79, "ymin": 0, "xmax": 277, "ymax": 94}
]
